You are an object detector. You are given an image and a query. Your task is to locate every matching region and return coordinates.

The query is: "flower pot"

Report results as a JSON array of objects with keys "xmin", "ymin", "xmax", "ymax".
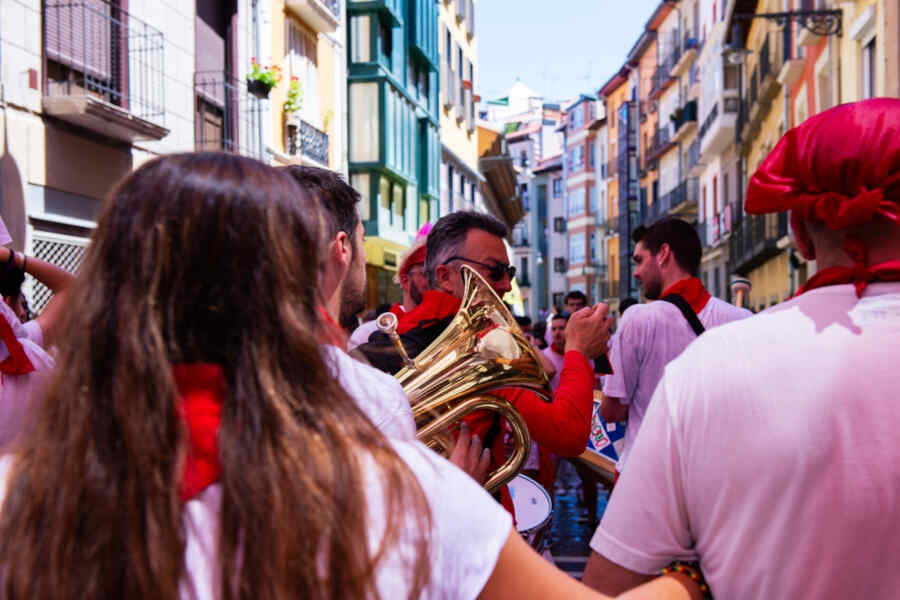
[{"xmin": 247, "ymin": 78, "xmax": 272, "ymax": 99}]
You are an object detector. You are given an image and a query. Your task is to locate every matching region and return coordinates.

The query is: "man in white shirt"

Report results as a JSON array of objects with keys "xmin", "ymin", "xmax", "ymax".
[
  {"xmin": 584, "ymin": 98, "xmax": 900, "ymax": 597},
  {"xmin": 599, "ymin": 218, "xmax": 749, "ymax": 472},
  {"xmin": 285, "ymin": 166, "xmax": 418, "ymax": 441}
]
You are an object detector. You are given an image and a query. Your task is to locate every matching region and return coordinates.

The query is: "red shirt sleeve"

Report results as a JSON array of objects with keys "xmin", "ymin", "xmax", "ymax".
[{"xmin": 497, "ymin": 350, "xmax": 594, "ymax": 457}]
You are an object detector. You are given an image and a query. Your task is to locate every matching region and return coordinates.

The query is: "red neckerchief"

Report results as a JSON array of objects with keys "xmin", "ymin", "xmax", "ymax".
[
  {"xmin": 659, "ymin": 277, "xmax": 711, "ymax": 314},
  {"xmin": 389, "ymin": 303, "xmax": 405, "ymax": 318},
  {"xmin": 175, "ymin": 363, "xmax": 225, "ymax": 503},
  {"xmin": 396, "ymin": 290, "xmax": 461, "ymax": 334},
  {"xmin": 795, "ymin": 260, "xmax": 900, "ymax": 297},
  {"xmin": 318, "ymin": 306, "xmax": 348, "ymax": 348},
  {"xmin": 0, "ymin": 314, "xmax": 34, "ymax": 375},
  {"xmin": 794, "ymin": 236, "xmax": 900, "ymax": 298},
  {"xmin": 550, "ymin": 342, "xmax": 565, "ymax": 355}
]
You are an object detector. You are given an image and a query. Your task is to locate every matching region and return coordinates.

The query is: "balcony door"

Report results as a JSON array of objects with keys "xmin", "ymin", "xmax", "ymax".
[{"xmin": 286, "ymin": 18, "xmax": 320, "ymax": 129}]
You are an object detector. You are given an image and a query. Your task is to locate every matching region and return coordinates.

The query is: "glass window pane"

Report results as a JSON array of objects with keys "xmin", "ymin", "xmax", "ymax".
[
  {"xmin": 350, "ymin": 82, "xmax": 379, "ymax": 162},
  {"xmin": 351, "ymin": 15, "xmax": 371, "ymax": 63},
  {"xmin": 379, "ymin": 176, "xmax": 391, "ymax": 226},
  {"xmin": 351, "ymin": 173, "xmax": 371, "ymax": 221}
]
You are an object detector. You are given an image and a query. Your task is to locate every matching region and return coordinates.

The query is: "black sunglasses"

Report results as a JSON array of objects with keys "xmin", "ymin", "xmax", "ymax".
[{"xmin": 443, "ymin": 256, "xmax": 516, "ymax": 282}]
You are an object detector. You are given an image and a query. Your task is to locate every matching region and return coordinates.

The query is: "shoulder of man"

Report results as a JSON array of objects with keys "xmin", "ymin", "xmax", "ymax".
[{"xmin": 357, "ymin": 314, "xmax": 455, "ymax": 374}]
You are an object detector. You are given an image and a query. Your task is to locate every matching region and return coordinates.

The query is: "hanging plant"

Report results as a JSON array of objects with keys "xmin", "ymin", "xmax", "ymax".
[
  {"xmin": 247, "ymin": 58, "xmax": 282, "ymax": 98},
  {"xmin": 283, "ymin": 77, "xmax": 304, "ymax": 115}
]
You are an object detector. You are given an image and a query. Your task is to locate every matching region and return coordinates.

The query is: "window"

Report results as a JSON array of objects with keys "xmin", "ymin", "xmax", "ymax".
[
  {"xmin": 589, "ymin": 143, "xmax": 595, "ymax": 168},
  {"xmin": 567, "ymin": 188, "xmax": 585, "ymax": 217},
  {"xmin": 379, "ymin": 17, "xmax": 392, "ymax": 67},
  {"xmin": 351, "ymin": 173, "xmax": 371, "ymax": 221},
  {"xmin": 287, "ymin": 19, "xmax": 320, "ymax": 127},
  {"xmin": 862, "ymin": 37, "xmax": 876, "ymax": 99},
  {"xmin": 588, "ymin": 186, "xmax": 596, "ymax": 214},
  {"xmin": 553, "ymin": 259, "xmax": 566, "ymax": 274},
  {"xmin": 553, "ymin": 217, "xmax": 566, "ymax": 232},
  {"xmin": 590, "ymin": 231, "xmax": 598, "ymax": 262},
  {"xmin": 470, "ymin": 181, "xmax": 477, "ymax": 206},
  {"xmin": 552, "ymin": 178, "xmax": 562, "ymax": 197},
  {"xmin": 448, "ymin": 165, "xmax": 454, "ymax": 212},
  {"xmin": 552, "ymin": 292, "xmax": 565, "ymax": 306},
  {"xmin": 520, "ymin": 257, "xmax": 529, "ymax": 283},
  {"xmin": 569, "ymin": 233, "xmax": 586, "ymax": 264},
  {"xmin": 350, "ymin": 15, "xmax": 371, "ymax": 62},
  {"xmin": 520, "ymin": 150, "xmax": 528, "ymax": 167},
  {"xmin": 349, "ymin": 82, "xmax": 379, "ymax": 162},
  {"xmin": 521, "ymin": 183, "xmax": 530, "ymax": 212}
]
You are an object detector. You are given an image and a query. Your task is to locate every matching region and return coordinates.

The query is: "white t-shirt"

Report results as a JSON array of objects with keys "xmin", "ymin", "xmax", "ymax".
[
  {"xmin": 0, "ymin": 440, "xmax": 513, "ymax": 600},
  {"xmin": 323, "ymin": 344, "xmax": 416, "ymax": 441},
  {"xmin": 592, "ymin": 283, "xmax": 900, "ymax": 598},
  {"xmin": 0, "ymin": 304, "xmax": 53, "ymax": 450},
  {"xmin": 603, "ymin": 295, "xmax": 750, "ymax": 470}
]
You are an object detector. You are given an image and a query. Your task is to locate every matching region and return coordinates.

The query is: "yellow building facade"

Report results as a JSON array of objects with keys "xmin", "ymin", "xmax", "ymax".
[{"xmin": 268, "ymin": 0, "xmax": 346, "ymax": 172}]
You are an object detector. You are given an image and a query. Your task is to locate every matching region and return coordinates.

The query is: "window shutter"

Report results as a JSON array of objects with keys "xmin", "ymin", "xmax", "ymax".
[{"xmin": 45, "ymin": 0, "xmax": 112, "ymax": 80}]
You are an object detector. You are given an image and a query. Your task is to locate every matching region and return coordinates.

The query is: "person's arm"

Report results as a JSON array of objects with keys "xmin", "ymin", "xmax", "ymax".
[
  {"xmin": 0, "ymin": 248, "xmax": 73, "ymax": 347},
  {"xmin": 479, "ymin": 528, "xmax": 702, "ymax": 600},
  {"xmin": 583, "ymin": 551, "xmax": 653, "ymax": 596},
  {"xmin": 600, "ymin": 391, "xmax": 628, "ymax": 423}
]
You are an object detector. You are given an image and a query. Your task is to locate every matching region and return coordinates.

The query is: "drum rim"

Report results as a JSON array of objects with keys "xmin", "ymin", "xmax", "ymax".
[{"xmin": 510, "ymin": 473, "xmax": 552, "ymax": 533}]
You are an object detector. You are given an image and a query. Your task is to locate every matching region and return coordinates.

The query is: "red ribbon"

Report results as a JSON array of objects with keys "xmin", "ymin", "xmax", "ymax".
[
  {"xmin": 795, "ymin": 260, "xmax": 900, "ymax": 298},
  {"xmin": 0, "ymin": 315, "xmax": 33, "ymax": 375},
  {"xmin": 175, "ymin": 363, "xmax": 225, "ymax": 503}
]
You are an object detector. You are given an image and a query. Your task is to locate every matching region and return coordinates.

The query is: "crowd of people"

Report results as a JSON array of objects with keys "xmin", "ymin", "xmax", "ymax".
[{"xmin": 0, "ymin": 98, "xmax": 894, "ymax": 599}]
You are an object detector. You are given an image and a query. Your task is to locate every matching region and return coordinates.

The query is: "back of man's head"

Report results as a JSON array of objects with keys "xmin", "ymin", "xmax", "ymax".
[
  {"xmin": 425, "ymin": 211, "xmax": 508, "ymax": 288},
  {"xmin": 632, "ymin": 217, "xmax": 702, "ymax": 276},
  {"xmin": 285, "ymin": 166, "xmax": 360, "ymax": 251}
]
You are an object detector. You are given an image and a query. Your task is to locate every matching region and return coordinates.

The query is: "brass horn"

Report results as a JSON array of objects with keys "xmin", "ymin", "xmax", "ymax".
[{"xmin": 377, "ymin": 265, "xmax": 552, "ymax": 493}]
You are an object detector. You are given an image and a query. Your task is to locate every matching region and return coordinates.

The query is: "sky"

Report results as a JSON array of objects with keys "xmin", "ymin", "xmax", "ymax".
[{"xmin": 477, "ymin": 0, "xmax": 662, "ymax": 105}]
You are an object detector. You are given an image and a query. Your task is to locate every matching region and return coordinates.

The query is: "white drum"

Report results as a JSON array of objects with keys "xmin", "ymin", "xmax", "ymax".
[{"xmin": 508, "ymin": 474, "xmax": 552, "ymax": 550}]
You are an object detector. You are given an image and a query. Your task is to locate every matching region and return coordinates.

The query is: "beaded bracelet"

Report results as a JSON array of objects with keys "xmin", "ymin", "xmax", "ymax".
[{"xmin": 660, "ymin": 562, "xmax": 712, "ymax": 599}]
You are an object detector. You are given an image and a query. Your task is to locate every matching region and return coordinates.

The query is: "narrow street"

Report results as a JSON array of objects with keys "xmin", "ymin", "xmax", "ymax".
[{"xmin": 550, "ymin": 461, "xmax": 610, "ymax": 579}]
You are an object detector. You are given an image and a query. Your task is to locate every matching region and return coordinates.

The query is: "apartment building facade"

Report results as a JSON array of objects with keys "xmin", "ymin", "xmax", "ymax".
[
  {"xmin": 0, "ymin": 0, "xmax": 263, "ymax": 310},
  {"xmin": 437, "ymin": 0, "xmax": 478, "ymax": 217},
  {"xmin": 267, "ymin": 0, "xmax": 347, "ymax": 173},
  {"xmin": 346, "ymin": 0, "xmax": 441, "ymax": 308}
]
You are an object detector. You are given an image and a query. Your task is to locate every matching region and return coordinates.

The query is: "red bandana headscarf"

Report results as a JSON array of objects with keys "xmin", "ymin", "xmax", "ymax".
[{"xmin": 745, "ymin": 98, "xmax": 900, "ymax": 297}]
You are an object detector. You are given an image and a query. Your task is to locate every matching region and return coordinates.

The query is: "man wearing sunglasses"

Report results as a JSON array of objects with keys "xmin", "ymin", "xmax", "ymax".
[{"xmin": 359, "ymin": 210, "xmax": 612, "ymax": 518}]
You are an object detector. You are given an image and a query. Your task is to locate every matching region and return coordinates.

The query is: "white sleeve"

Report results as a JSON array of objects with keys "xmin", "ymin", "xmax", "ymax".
[
  {"xmin": 602, "ymin": 313, "xmax": 643, "ymax": 404},
  {"xmin": 22, "ymin": 320, "xmax": 43, "ymax": 348},
  {"xmin": 348, "ymin": 320, "xmax": 379, "ymax": 351},
  {"xmin": 590, "ymin": 370, "xmax": 696, "ymax": 573},
  {"xmin": 389, "ymin": 442, "xmax": 513, "ymax": 600}
]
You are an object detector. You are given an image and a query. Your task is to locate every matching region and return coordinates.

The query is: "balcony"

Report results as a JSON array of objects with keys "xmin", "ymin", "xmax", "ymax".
[
  {"xmin": 645, "ymin": 124, "xmax": 675, "ymax": 162},
  {"xmin": 464, "ymin": 87, "xmax": 475, "ymax": 132},
  {"xmin": 671, "ymin": 34, "xmax": 700, "ymax": 78},
  {"xmin": 700, "ymin": 204, "xmax": 734, "ymax": 248},
  {"xmin": 42, "ymin": 0, "xmax": 168, "ymax": 142},
  {"xmin": 728, "ymin": 212, "xmax": 789, "ymax": 274},
  {"xmin": 687, "ymin": 136, "xmax": 703, "ymax": 176},
  {"xmin": 742, "ymin": 31, "xmax": 791, "ymax": 139},
  {"xmin": 699, "ymin": 93, "xmax": 740, "ymax": 160},
  {"xmin": 194, "ymin": 72, "xmax": 264, "ymax": 159},
  {"xmin": 286, "ymin": 119, "xmax": 330, "ymax": 166},
  {"xmin": 646, "ymin": 177, "xmax": 699, "ymax": 224},
  {"xmin": 670, "ymin": 99, "xmax": 698, "ymax": 144},
  {"xmin": 649, "ymin": 62, "xmax": 676, "ymax": 101},
  {"xmin": 286, "ymin": 0, "xmax": 340, "ymax": 33}
]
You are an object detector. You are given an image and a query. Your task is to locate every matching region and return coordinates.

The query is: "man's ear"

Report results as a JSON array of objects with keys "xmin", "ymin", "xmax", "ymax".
[
  {"xmin": 333, "ymin": 231, "xmax": 352, "ymax": 268},
  {"xmin": 434, "ymin": 264, "xmax": 454, "ymax": 293},
  {"xmin": 656, "ymin": 243, "xmax": 672, "ymax": 268}
]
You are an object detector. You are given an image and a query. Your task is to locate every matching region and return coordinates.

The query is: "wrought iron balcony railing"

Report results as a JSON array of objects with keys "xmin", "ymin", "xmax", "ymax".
[
  {"xmin": 42, "ymin": 0, "xmax": 167, "ymax": 140},
  {"xmin": 286, "ymin": 119, "xmax": 329, "ymax": 165},
  {"xmin": 194, "ymin": 71, "xmax": 263, "ymax": 159}
]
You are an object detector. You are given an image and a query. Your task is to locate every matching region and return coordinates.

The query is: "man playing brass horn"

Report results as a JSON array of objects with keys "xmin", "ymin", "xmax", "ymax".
[{"xmin": 359, "ymin": 211, "xmax": 612, "ymax": 517}]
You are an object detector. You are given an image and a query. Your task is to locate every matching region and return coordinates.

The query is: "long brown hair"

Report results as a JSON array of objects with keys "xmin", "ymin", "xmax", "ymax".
[{"xmin": 0, "ymin": 153, "xmax": 430, "ymax": 599}]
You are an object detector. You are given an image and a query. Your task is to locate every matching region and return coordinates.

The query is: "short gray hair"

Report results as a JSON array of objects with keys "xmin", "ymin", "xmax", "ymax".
[{"xmin": 425, "ymin": 211, "xmax": 508, "ymax": 288}]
